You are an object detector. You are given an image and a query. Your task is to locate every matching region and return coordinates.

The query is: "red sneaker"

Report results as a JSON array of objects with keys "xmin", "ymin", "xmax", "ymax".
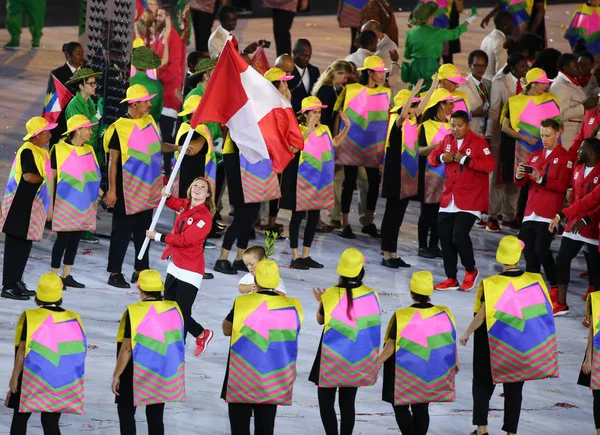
[
  {"xmin": 195, "ymin": 329, "xmax": 214, "ymax": 357},
  {"xmin": 552, "ymin": 302, "xmax": 569, "ymax": 316},
  {"xmin": 583, "ymin": 316, "xmax": 590, "ymax": 328},
  {"xmin": 582, "ymin": 286, "xmax": 596, "ymax": 302},
  {"xmin": 476, "ymin": 219, "xmax": 487, "ymax": 228},
  {"xmin": 461, "ymin": 269, "xmax": 479, "ymax": 291},
  {"xmin": 435, "ymin": 278, "xmax": 460, "ymax": 291},
  {"xmin": 486, "ymin": 219, "xmax": 501, "ymax": 233},
  {"xmin": 549, "ymin": 287, "xmax": 558, "ymax": 304}
]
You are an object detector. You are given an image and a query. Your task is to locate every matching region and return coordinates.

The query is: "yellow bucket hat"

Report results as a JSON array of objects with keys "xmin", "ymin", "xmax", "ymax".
[
  {"xmin": 37, "ymin": 273, "xmax": 63, "ymax": 303},
  {"xmin": 300, "ymin": 96, "xmax": 328, "ymax": 113},
  {"xmin": 357, "ymin": 55, "xmax": 388, "ymax": 71},
  {"xmin": 132, "ymin": 37, "xmax": 145, "ymax": 49},
  {"xmin": 496, "ymin": 235, "xmax": 524, "ymax": 265},
  {"xmin": 436, "ymin": 64, "xmax": 467, "ymax": 84},
  {"xmin": 255, "ymin": 259, "xmax": 280, "ymax": 289},
  {"xmin": 120, "ymin": 84, "xmax": 156, "ymax": 103},
  {"xmin": 23, "ymin": 116, "xmax": 58, "ymax": 141},
  {"xmin": 525, "ymin": 67, "xmax": 553, "ymax": 86},
  {"xmin": 337, "ymin": 248, "xmax": 365, "ymax": 278},
  {"xmin": 424, "ymin": 88, "xmax": 454, "ymax": 112},
  {"xmin": 178, "ymin": 95, "xmax": 202, "ymax": 117},
  {"xmin": 391, "ymin": 89, "xmax": 422, "ymax": 113},
  {"xmin": 138, "ymin": 269, "xmax": 165, "ymax": 292},
  {"xmin": 264, "ymin": 67, "xmax": 294, "ymax": 82},
  {"xmin": 410, "ymin": 271, "xmax": 434, "ymax": 296},
  {"xmin": 63, "ymin": 114, "xmax": 99, "ymax": 135}
]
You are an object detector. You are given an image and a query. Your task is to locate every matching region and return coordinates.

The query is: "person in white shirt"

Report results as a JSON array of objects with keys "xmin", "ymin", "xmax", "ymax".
[
  {"xmin": 208, "ymin": 5, "xmax": 258, "ymax": 59},
  {"xmin": 480, "ymin": 11, "xmax": 514, "ymax": 82},
  {"xmin": 345, "ymin": 30, "xmax": 378, "ymax": 69},
  {"xmin": 360, "ymin": 20, "xmax": 401, "ymax": 92},
  {"xmin": 459, "ymin": 50, "xmax": 492, "ymax": 136},
  {"xmin": 237, "ymin": 246, "xmax": 287, "ymax": 295},
  {"xmin": 550, "ymin": 53, "xmax": 596, "ymax": 150}
]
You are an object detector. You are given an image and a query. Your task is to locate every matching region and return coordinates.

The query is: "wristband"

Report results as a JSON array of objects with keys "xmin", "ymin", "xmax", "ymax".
[{"xmin": 154, "ymin": 233, "xmax": 162, "ymax": 242}]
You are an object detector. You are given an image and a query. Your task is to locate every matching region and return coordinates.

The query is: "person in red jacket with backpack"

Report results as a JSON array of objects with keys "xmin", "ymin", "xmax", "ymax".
[
  {"xmin": 146, "ymin": 177, "xmax": 215, "ymax": 357},
  {"xmin": 428, "ymin": 110, "xmax": 496, "ymax": 292},
  {"xmin": 516, "ymin": 118, "xmax": 574, "ymax": 301}
]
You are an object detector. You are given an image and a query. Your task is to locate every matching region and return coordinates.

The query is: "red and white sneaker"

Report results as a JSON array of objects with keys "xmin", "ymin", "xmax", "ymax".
[
  {"xmin": 486, "ymin": 219, "xmax": 501, "ymax": 232},
  {"xmin": 476, "ymin": 219, "xmax": 487, "ymax": 228},
  {"xmin": 435, "ymin": 278, "xmax": 460, "ymax": 291},
  {"xmin": 583, "ymin": 316, "xmax": 590, "ymax": 328},
  {"xmin": 582, "ymin": 286, "xmax": 596, "ymax": 302},
  {"xmin": 194, "ymin": 329, "xmax": 214, "ymax": 357},
  {"xmin": 552, "ymin": 302, "xmax": 569, "ymax": 316},
  {"xmin": 549, "ymin": 287, "xmax": 558, "ymax": 304},
  {"xmin": 461, "ymin": 269, "xmax": 479, "ymax": 291}
]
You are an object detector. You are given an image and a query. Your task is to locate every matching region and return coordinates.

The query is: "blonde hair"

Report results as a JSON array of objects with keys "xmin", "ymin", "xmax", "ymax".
[
  {"xmin": 186, "ymin": 177, "xmax": 215, "ymax": 215},
  {"xmin": 312, "ymin": 60, "xmax": 354, "ymax": 96}
]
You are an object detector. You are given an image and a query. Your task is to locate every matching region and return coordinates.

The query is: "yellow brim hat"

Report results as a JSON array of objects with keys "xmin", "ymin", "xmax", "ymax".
[
  {"xmin": 496, "ymin": 235, "xmax": 524, "ymax": 265},
  {"xmin": 120, "ymin": 84, "xmax": 156, "ymax": 103},
  {"xmin": 63, "ymin": 114, "xmax": 99, "ymax": 135},
  {"xmin": 410, "ymin": 271, "xmax": 434, "ymax": 296},
  {"xmin": 264, "ymin": 67, "xmax": 294, "ymax": 82},
  {"xmin": 357, "ymin": 55, "xmax": 388, "ymax": 71},
  {"xmin": 525, "ymin": 67, "xmax": 553, "ymax": 86},
  {"xmin": 337, "ymin": 248, "xmax": 365, "ymax": 277},
  {"xmin": 178, "ymin": 95, "xmax": 202, "ymax": 117},
  {"xmin": 255, "ymin": 259, "xmax": 280, "ymax": 289},
  {"xmin": 138, "ymin": 269, "xmax": 165, "ymax": 292},
  {"xmin": 23, "ymin": 116, "xmax": 58, "ymax": 141},
  {"xmin": 424, "ymin": 88, "xmax": 454, "ymax": 112},
  {"xmin": 391, "ymin": 89, "xmax": 422, "ymax": 113}
]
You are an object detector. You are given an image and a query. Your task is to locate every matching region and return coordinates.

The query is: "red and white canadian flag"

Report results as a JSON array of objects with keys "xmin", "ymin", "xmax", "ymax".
[{"xmin": 190, "ymin": 39, "xmax": 303, "ymax": 173}]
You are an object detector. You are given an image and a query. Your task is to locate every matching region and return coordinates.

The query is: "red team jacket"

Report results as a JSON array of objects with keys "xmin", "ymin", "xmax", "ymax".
[
  {"xmin": 564, "ymin": 164, "xmax": 600, "ymax": 240},
  {"xmin": 161, "ymin": 196, "xmax": 213, "ymax": 275},
  {"xmin": 515, "ymin": 145, "xmax": 574, "ymax": 220},
  {"xmin": 569, "ymin": 108, "xmax": 600, "ymax": 159},
  {"xmin": 428, "ymin": 130, "xmax": 496, "ymax": 212}
]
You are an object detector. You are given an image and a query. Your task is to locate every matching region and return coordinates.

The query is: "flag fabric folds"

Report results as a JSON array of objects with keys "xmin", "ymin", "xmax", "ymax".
[{"xmin": 43, "ymin": 75, "xmax": 73, "ymax": 124}]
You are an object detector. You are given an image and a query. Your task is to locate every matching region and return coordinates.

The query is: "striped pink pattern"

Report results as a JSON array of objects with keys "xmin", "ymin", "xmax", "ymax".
[
  {"xmin": 132, "ymin": 364, "xmax": 186, "ymax": 406},
  {"xmin": 20, "ymin": 369, "xmax": 84, "ymax": 415},
  {"xmin": 394, "ymin": 366, "xmax": 455, "ymax": 406},
  {"xmin": 122, "ymin": 172, "xmax": 162, "ymax": 215},
  {"xmin": 319, "ymin": 346, "xmax": 378, "ymax": 388},
  {"xmin": 52, "ymin": 198, "xmax": 97, "ymax": 232},
  {"xmin": 27, "ymin": 198, "xmax": 48, "ymax": 241},
  {"xmin": 296, "ymin": 178, "xmax": 334, "ymax": 211},
  {"xmin": 240, "ymin": 169, "xmax": 280, "ymax": 204}
]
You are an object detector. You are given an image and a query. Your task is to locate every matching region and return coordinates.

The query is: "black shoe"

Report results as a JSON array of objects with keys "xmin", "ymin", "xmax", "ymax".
[
  {"xmin": 1, "ymin": 286, "xmax": 29, "ymax": 300},
  {"xmin": 232, "ymin": 259, "xmax": 249, "ymax": 272},
  {"xmin": 304, "ymin": 257, "xmax": 324, "ymax": 269},
  {"xmin": 381, "ymin": 258, "xmax": 400, "ymax": 269},
  {"xmin": 431, "ymin": 247, "xmax": 443, "ymax": 258},
  {"xmin": 62, "ymin": 275, "xmax": 85, "ymax": 288},
  {"xmin": 108, "ymin": 273, "xmax": 131, "ymax": 289},
  {"xmin": 469, "ymin": 432, "xmax": 488, "ymax": 435},
  {"xmin": 361, "ymin": 224, "xmax": 381, "ymax": 238},
  {"xmin": 203, "ymin": 272, "xmax": 214, "ymax": 280},
  {"xmin": 418, "ymin": 248, "xmax": 436, "ymax": 259},
  {"xmin": 214, "ymin": 260, "xmax": 238, "ymax": 275},
  {"xmin": 338, "ymin": 225, "xmax": 356, "ymax": 239},
  {"xmin": 395, "ymin": 257, "xmax": 411, "ymax": 268},
  {"xmin": 290, "ymin": 258, "xmax": 309, "ymax": 270},
  {"xmin": 131, "ymin": 271, "xmax": 139, "ymax": 284},
  {"xmin": 16, "ymin": 281, "xmax": 36, "ymax": 296},
  {"xmin": 207, "ymin": 231, "xmax": 222, "ymax": 239}
]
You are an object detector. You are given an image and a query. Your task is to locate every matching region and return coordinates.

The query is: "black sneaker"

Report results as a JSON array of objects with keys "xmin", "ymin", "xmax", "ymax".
[
  {"xmin": 214, "ymin": 259, "xmax": 238, "ymax": 275},
  {"xmin": 338, "ymin": 225, "xmax": 356, "ymax": 239},
  {"xmin": 203, "ymin": 272, "xmax": 214, "ymax": 280},
  {"xmin": 381, "ymin": 258, "xmax": 399, "ymax": 269},
  {"xmin": 108, "ymin": 273, "xmax": 131, "ymax": 289},
  {"xmin": 395, "ymin": 257, "xmax": 411, "ymax": 268},
  {"xmin": 304, "ymin": 257, "xmax": 324, "ymax": 269},
  {"xmin": 1, "ymin": 286, "xmax": 29, "ymax": 300},
  {"xmin": 232, "ymin": 259, "xmax": 249, "ymax": 272},
  {"xmin": 17, "ymin": 281, "xmax": 36, "ymax": 297},
  {"xmin": 62, "ymin": 275, "xmax": 85, "ymax": 288},
  {"xmin": 361, "ymin": 224, "xmax": 381, "ymax": 238},
  {"xmin": 290, "ymin": 258, "xmax": 309, "ymax": 270},
  {"xmin": 131, "ymin": 271, "xmax": 140, "ymax": 284},
  {"xmin": 418, "ymin": 248, "xmax": 436, "ymax": 259},
  {"xmin": 207, "ymin": 231, "xmax": 222, "ymax": 239},
  {"xmin": 431, "ymin": 247, "xmax": 443, "ymax": 258},
  {"xmin": 469, "ymin": 431, "xmax": 488, "ymax": 435}
]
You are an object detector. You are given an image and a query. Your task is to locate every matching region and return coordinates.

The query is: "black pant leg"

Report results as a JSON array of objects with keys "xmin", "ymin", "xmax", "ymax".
[
  {"xmin": 3, "ymin": 235, "xmax": 33, "ymax": 287},
  {"xmin": 63, "ymin": 231, "xmax": 83, "ymax": 266},
  {"xmin": 534, "ymin": 222, "xmax": 557, "ymax": 285},
  {"xmin": 411, "ymin": 403, "xmax": 430, "ymax": 435},
  {"xmin": 381, "ymin": 198, "xmax": 399, "ymax": 252},
  {"xmin": 170, "ymin": 278, "xmax": 203, "ymax": 338},
  {"xmin": 229, "ymin": 402, "xmax": 253, "ymax": 435},
  {"xmin": 472, "ymin": 378, "xmax": 495, "ymax": 426},
  {"xmin": 587, "ymin": 246, "xmax": 600, "ymax": 289},
  {"xmin": 501, "ymin": 381, "xmax": 524, "ymax": 434},
  {"xmin": 453, "ymin": 212, "xmax": 477, "ymax": 272},
  {"xmin": 133, "ymin": 209, "xmax": 153, "ymax": 272},
  {"xmin": 338, "ymin": 387, "xmax": 358, "ymax": 435},
  {"xmin": 253, "ymin": 404, "xmax": 278, "ymax": 435},
  {"xmin": 146, "ymin": 403, "xmax": 165, "ymax": 435},
  {"xmin": 365, "ymin": 167, "xmax": 380, "ymax": 212},
  {"xmin": 10, "ymin": 409, "xmax": 31, "ymax": 435},
  {"xmin": 349, "ymin": 28, "xmax": 358, "ymax": 54},
  {"xmin": 392, "ymin": 404, "xmax": 415, "ymax": 434},
  {"xmin": 317, "ymin": 387, "xmax": 339, "ymax": 435},
  {"xmin": 107, "ymin": 213, "xmax": 135, "ymax": 274},
  {"xmin": 236, "ymin": 202, "xmax": 261, "ymax": 250},
  {"xmin": 303, "ymin": 210, "xmax": 320, "ymax": 248},
  {"xmin": 438, "ymin": 212, "xmax": 458, "ymax": 279},
  {"xmin": 269, "ymin": 176, "xmax": 281, "ymax": 219},
  {"xmin": 593, "ymin": 389, "xmax": 600, "ymax": 429},
  {"xmin": 222, "ymin": 212, "xmax": 242, "ymax": 251},
  {"xmin": 516, "ymin": 185, "xmax": 529, "ymax": 224},
  {"xmin": 159, "ymin": 116, "xmax": 177, "ymax": 177},
  {"xmin": 117, "ymin": 402, "xmax": 137, "ymax": 435},
  {"xmin": 519, "ymin": 222, "xmax": 541, "ymax": 274},
  {"xmin": 288, "ymin": 210, "xmax": 304, "ymax": 249},
  {"xmin": 341, "ymin": 166, "xmax": 358, "ymax": 214},
  {"xmin": 419, "ymin": 202, "xmax": 440, "ymax": 249},
  {"xmin": 40, "ymin": 412, "xmax": 62, "ymax": 435},
  {"xmin": 191, "ymin": 9, "xmax": 215, "ymax": 52},
  {"xmin": 555, "ymin": 237, "xmax": 584, "ymax": 286},
  {"xmin": 271, "ymin": 8, "xmax": 294, "ymax": 57},
  {"xmin": 51, "ymin": 231, "xmax": 70, "ymax": 269}
]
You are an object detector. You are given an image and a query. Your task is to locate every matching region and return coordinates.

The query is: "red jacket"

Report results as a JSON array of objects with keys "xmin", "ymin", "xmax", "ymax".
[
  {"xmin": 515, "ymin": 145, "xmax": 573, "ymax": 219},
  {"xmin": 569, "ymin": 107, "xmax": 600, "ymax": 159},
  {"xmin": 428, "ymin": 130, "xmax": 496, "ymax": 212},
  {"xmin": 564, "ymin": 163, "xmax": 600, "ymax": 239},
  {"xmin": 563, "ymin": 181, "xmax": 600, "ymax": 220},
  {"xmin": 161, "ymin": 197, "xmax": 212, "ymax": 275},
  {"xmin": 153, "ymin": 30, "xmax": 183, "ymax": 111}
]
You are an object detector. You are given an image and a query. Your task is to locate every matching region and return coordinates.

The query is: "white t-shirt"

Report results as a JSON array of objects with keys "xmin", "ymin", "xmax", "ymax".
[{"xmin": 238, "ymin": 272, "xmax": 287, "ymax": 294}]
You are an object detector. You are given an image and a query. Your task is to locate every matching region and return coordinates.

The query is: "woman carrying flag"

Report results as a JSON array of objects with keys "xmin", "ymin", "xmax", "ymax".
[
  {"xmin": 378, "ymin": 270, "xmax": 458, "ymax": 434},
  {"xmin": 280, "ymin": 96, "xmax": 350, "ymax": 270},
  {"xmin": 50, "ymin": 115, "xmax": 102, "ymax": 289}
]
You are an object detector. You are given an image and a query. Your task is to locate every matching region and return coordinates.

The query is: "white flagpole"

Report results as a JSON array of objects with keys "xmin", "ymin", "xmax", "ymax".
[{"xmin": 137, "ymin": 127, "xmax": 196, "ymax": 260}]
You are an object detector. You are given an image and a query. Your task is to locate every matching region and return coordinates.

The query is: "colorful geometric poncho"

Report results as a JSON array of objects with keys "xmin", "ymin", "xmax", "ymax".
[
  {"xmin": 383, "ymin": 115, "xmax": 419, "ymax": 199},
  {"xmin": 226, "ymin": 293, "xmax": 303, "ymax": 405},
  {"xmin": 173, "ymin": 122, "xmax": 217, "ymax": 195},
  {"xmin": 103, "ymin": 115, "xmax": 162, "ymax": 215},
  {"xmin": 474, "ymin": 273, "xmax": 559, "ymax": 384},
  {"xmin": 501, "ymin": 92, "xmax": 561, "ymax": 175},
  {"xmin": 335, "ymin": 83, "xmax": 391, "ymax": 168},
  {"xmin": 566, "ymin": 3, "xmax": 600, "ymax": 56},
  {"xmin": 15, "ymin": 308, "xmax": 87, "ymax": 414},
  {"xmin": 0, "ymin": 142, "xmax": 51, "ymax": 241},
  {"xmin": 296, "ymin": 125, "xmax": 335, "ymax": 211},
  {"xmin": 338, "ymin": 0, "xmax": 370, "ymax": 27},
  {"xmin": 501, "ymin": 0, "xmax": 546, "ymax": 37},
  {"xmin": 386, "ymin": 306, "xmax": 456, "ymax": 406},
  {"xmin": 117, "ymin": 301, "xmax": 186, "ymax": 406},
  {"xmin": 420, "ymin": 120, "xmax": 451, "ymax": 204},
  {"xmin": 588, "ymin": 291, "xmax": 600, "ymax": 389},
  {"xmin": 452, "ymin": 89, "xmax": 471, "ymax": 118},
  {"xmin": 319, "ymin": 285, "xmax": 381, "ymax": 388},
  {"xmin": 417, "ymin": 0, "xmax": 453, "ymax": 30},
  {"xmin": 52, "ymin": 141, "xmax": 101, "ymax": 232}
]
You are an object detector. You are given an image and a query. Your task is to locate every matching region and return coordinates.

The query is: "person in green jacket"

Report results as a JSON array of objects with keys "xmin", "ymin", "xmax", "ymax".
[
  {"xmin": 185, "ymin": 58, "xmax": 222, "ymax": 143},
  {"xmin": 4, "ymin": 0, "xmax": 46, "ymax": 50},
  {"xmin": 402, "ymin": 1, "xmax": 474, "ymax": 90},
  {"xmin": 129, "ymin": 46, "xmax": 164, "ymax": 124}
]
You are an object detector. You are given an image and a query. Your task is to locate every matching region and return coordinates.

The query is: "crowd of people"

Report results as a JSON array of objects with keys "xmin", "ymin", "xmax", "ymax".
[{"xmin": 4, "ymin": 0, "xmax": 600, "ymax": 434}]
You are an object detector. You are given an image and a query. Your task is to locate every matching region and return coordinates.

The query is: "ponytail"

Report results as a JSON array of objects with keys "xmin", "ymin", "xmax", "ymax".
[{"xmin": 337, "ymin": 268, "xmax": 365, "ymax": 320}]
